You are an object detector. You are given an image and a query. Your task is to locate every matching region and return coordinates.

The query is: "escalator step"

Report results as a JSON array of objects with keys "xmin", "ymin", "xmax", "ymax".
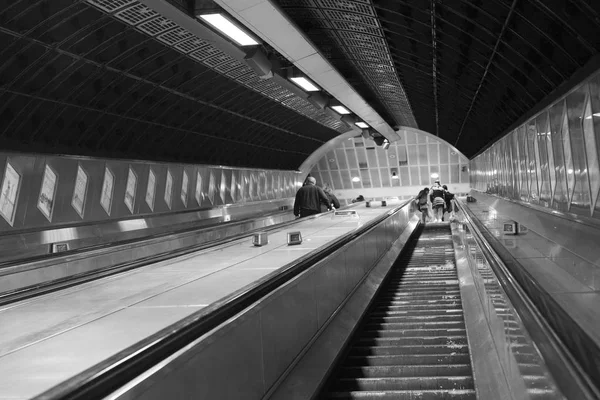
[
  {"xmin": 339, "ymin": 364, "xmax": 473, "ymax": 378},
  {"xmin": 324, "ymin": 389, "xmax": 476, "ymax": 400},
  {"xmin": 367, "ymin": 314, "xmax": 465, "ymax": 323},
  {"xmin": 320, "ymin": 226, "xmax": 480, "ymax": 400},
  {"xmin": 364, "ymin": 321, "xmax": 465, "ymax": 330},
  {"xmin": 350, "ymin": 344, "xmax": 469, "ymax": 356},
  {"xmin": 360, "ymin": 328, "xmax": 467, "ymax": 338},
  {"xmin": 356, "ymin": 336, "xmax": 468, "ymax": 347},
  {"xmin": 344, "ymin": 354, "xmax": 471, "ymax": 366},
  {"xmin": 331, "ymin": 376, "xmax": 474, "ymax": 391}
]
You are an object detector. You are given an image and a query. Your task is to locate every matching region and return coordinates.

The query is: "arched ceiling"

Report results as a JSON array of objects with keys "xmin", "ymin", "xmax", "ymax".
[
  {"xmin": 0, "ymin": 0, "xmax": 348, "ymax": 170},
  {"xmin": 1, "ymin": 0, "xmax": 599, "ymax": 170},
  {"xmin": 274, "ymin": 0, "xmax": 600, "ymax": 157}
]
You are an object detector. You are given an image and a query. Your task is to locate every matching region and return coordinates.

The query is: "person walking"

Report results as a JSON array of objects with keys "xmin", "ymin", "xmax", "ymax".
[
  {"xmin": 321, "ymin": 183, "xmax": 341, "ymax": 212},
  {"xmin": 430, "ymin": 180, "xmax": 445, "ymax": 222},
  {"xmin": 415, "ymin": 187, "xmax": 430, "ymax": 224},
  {"xmin": 294, "ymin": 176, "xmax": 331, "ymax": 218},
  {"xmin": 443, "ymin": 185, "xmax": 455, "ymax": 221}
]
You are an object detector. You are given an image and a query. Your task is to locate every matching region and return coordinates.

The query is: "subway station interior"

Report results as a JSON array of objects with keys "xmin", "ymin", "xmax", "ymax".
[{"xmin": 0, "ymin": 0, "xmax": 599, "ymax": 399}]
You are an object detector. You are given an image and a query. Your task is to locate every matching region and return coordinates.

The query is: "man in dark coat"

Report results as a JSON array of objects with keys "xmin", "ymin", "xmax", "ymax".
[{"xmin": 294, "ymin": 176, "xmax": 331, "ymax": 218}]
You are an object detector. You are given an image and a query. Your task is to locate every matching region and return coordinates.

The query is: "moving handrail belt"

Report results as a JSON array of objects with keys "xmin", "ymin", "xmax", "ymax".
[
  {"xmin": 456, "ymin": 199, "xmax": 600, "ymax": 400},
  {"xmin": 32, "ymin": 200, "xmax": 412, "ymax": 400}
]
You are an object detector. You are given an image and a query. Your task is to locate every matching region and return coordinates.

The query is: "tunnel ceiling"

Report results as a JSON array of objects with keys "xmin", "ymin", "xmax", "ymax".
[
  {"xmin": 0, "ymin": 0, "xmax": 349, "ymax": 171},
  {"xmin": 2, "ymin": 0, "xmax": 600, "ymax": 170},
  {"xmin": 275, "ymin": 0, "xmax": 600, "ymax": 158}
]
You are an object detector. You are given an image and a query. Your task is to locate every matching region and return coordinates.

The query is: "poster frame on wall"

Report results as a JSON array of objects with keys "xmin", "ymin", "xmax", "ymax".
[
  {"xmin": 181, "ymin": 170, "xmax": 189, "ymax": 207},
  {"xmin": 124, "ymin": 166, "xmax": 138, "ymax": 214},
  {"xmin": 165, "ymin": 169, "xmax": 173, "ymax": 210},
  {"xmin": 37, "ymin": 164, "xmax": 59, "ymax": 222},
  {"xmin": 100, "ymin": 166, "xmax": 115, "ymax": 216},
  {"xmin": 146, "ymin": 168, "xmax": 156, "ymax": 211},
  {"xmin": 0, "ymin": 159, "xmax": 22, "ymax": 227},
  {"xmin": 195, "ymin": 170, "xmax": 203, "ymax": 206},
  {"xmin": 71, "ymin": 164, "xmax": 89, "ymax": 219}
]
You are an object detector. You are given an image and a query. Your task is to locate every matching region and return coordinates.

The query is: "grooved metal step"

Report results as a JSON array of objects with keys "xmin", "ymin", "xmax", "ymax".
[{"xmin": 320, "ymin": 224, "xmax": 476, "ymax": 399}]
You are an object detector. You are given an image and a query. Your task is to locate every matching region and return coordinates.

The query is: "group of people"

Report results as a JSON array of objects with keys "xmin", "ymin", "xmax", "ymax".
[
  {"xmin": 415, "ymin": 180, "xmax": 455, "ymax": 223},
  {"xmin": 293, "ymin": 176, "xmax": 340, "ymax": 218},
  {"xmin": 293, "ymin": 176, "xmax": 455, "ymax": 224}
]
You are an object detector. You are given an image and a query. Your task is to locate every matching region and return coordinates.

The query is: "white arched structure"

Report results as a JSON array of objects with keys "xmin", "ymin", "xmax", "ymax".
[{"xmin": 299, "ymin": 127, "xmax": 471, "ymax": 202}]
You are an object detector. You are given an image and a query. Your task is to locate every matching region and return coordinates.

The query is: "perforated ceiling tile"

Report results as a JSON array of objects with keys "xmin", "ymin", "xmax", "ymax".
[
  {"xmin": 336, "ymin": 30, "xmax": 386, "ymax": 46},
  {"xmin": 278, "ymin": 0, "xmax": 317, "ymax": 6},
  {"xmin": 234, "ymin": 70, "xmax": 257, "ymax": 84},
  {"xmin": 174, "ymin": 37, "xmax": 207, "ymax": 54},
  {"xmin": 203, "ymin": 53, "xmax": 235, "ymax": 68},
  {"xmin": 85, "ymin": 0, "xmax": 137, "ymax": 13},
  {"xmin": 189, "ymin": 44, "xmax": 221, "ymax": 62},
  {"xmin": 322, "ymin": 10, "xmax": 379, "ymax": 28},
  {"xmin": 137, "ymin": 16, "xmax": 177, "ymax": 36},
  {"xmin": 285, "ymin": 7, "xmax": 325, "ymax": 20},
  {"xmin": 330, "ymin": 20, "xmax": 380, "ymax": 36},
  {"xmin": 157, "ymin": 27, "xmax": 194, "ymax": 45},
  {"xmin": 343, "ymin": 38, "xmax": 387, "ymax": 52},
  {"xmin": 114, "ymin": 3, "xmax": 158, "ymax": 25},
  {"xmin": 316, "ymin": 0, "xmax": 375, "ymax": 16},
  {"xmin": 214, "ymin": 60, "xmax": 244, "ymax": 74},
  {"xmin": 225, "ymin": 66, "xmax": 252, "ymax": 79}
]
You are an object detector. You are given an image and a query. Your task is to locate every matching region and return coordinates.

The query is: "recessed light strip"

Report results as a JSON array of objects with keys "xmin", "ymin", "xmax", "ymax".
[
  {"xmin": 331, "ymin": 105, "xmax": 351, "ymax": 114},
  {"xmin": 199, "ymin": 14, "xmax": 258, "ymax": 46},
  {"xmin": 290, "ymin": 76, "xmax": 320, "ymax": 92}
]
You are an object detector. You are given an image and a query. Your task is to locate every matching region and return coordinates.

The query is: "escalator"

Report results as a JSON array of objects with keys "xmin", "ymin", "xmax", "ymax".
[{"xmin": 320, "ymin": 223, "xmax": 476, "ymax": 399}]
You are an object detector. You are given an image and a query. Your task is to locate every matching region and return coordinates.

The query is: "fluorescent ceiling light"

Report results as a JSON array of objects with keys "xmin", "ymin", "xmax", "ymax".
[
  {"xmin": 355, "ymin": 122, "xmax": 369, "ymax": 129},
  {"xmin": 391, "ymin": 175, "xmax": 399, "ymax": 179},
  {"xmin": 290, "ymin": 77, "xmax": 320, "ymax": 92},
  {"xmin": 199, "ymin": 14, "xmax": 258, "ymax": 46},
  {"xmin": 431, "ymin": 173, "xmax": 439, "ymax": 179},
  {"xmin": 331, "ymin": 105, "xmax": 351, "ymax": 114},
  {"xmin": 352, "ymin": 176, "xmax": 361, "ymax": 182}
]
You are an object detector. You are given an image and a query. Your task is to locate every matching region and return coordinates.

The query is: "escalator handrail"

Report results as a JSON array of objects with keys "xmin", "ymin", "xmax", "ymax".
[
  {"xmin": 33, "ymin": 200, "xmax": 411, "ymax": 400},
  {"xmin": 455, "ymin": 199, "xmax": 600, "ymax": 400}
]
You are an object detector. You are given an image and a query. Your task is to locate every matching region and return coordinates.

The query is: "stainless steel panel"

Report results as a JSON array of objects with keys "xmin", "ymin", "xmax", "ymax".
[
  {"xmin": 260, "ymin": 271, "xmax": 318, "ymax": 392},
  {"xmin": 117, "ymin": 310, "xmax": 265, "ymax": 400},
  {"xmin": 469, "ymin": 69, "xmax": 600, "ymax": 222},
  {"xmin": 314, "ymin": 250, "xmax": 347, "ymax": 329},
  {"xmin": 566, "ymin": 86, "xmax": 591, "ymax": 213}
]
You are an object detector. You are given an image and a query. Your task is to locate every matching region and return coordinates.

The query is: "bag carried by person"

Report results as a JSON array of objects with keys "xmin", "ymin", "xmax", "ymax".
[{"xmin": 417, "ymin": 191, "xmax": 428, "ymax": 209}]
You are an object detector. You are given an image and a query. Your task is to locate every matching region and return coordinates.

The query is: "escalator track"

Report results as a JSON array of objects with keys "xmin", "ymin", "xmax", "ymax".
[{"xmin": 320, "ymin": 223, "xmax": 476, "ymax": 399}]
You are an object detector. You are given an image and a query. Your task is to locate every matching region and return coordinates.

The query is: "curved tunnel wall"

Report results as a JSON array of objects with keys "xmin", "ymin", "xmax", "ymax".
[
  {"xmin": 0, "ymin": 151, "xmax": 301, "ymax": 233},
  {"xmin": 308, "ymin": 128, "xmax": 471, "ymax": 202},
  {"xmin": 470, "ymin": 68, "xmax": 600, "ymax": 222}
]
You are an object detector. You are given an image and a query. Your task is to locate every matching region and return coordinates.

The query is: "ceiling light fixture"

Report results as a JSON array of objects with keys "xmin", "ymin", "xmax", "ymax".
[
  {"xmin": 431, "ymin": 173, "xmax": 439, "ymax": 179},
  {"xmin": 331, "ymin": 105, "xmax": 351, "ymax": 114},
  {"xmin": 355, "ymin": 121, "xmax": 369, "ymax": 129},
  {"xmin": 289, "ymin": 76, "xmax": 320, "ymax": 92},
  {"xmin": 352, "ymin": 177, "xmax": 361, "ymax": 182},
  {"xmin": 199, "ymin": 14, "xmax": 258, "ymax": 46}
]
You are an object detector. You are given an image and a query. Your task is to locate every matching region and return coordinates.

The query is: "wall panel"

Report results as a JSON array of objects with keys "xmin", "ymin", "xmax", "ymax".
[
  {"xmin": 0, "ymin": 151, "xmax": 301, "ymax": 233},
  {"xmin": 470, "ymin": 69, "xmax": 600, "ymax": 221}
]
